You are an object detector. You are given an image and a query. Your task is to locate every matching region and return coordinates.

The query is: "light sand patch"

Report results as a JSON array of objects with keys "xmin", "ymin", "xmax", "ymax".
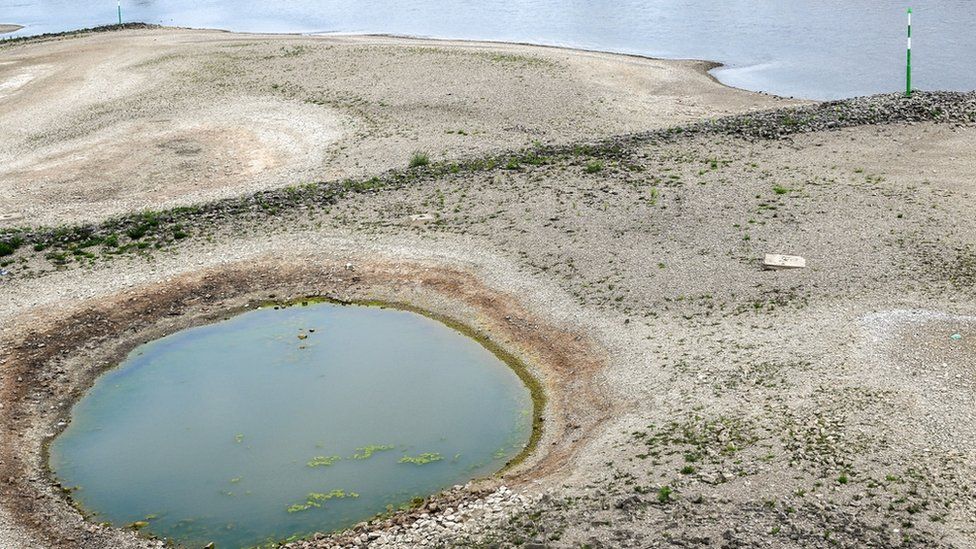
[
  {"xmin": 0, "ymin": 63, "xmax": 52, "ymax": 100},
  {"xmin": 0, "ymin": 24, "xmax": 23, "ymax": 35},
  {"xmin": 0, "ymin": 71, "xmax": 35, "ymax": 98},
  {"xmin": 0, "ymin": 97, "xmax": 346, "ymax": 222}
]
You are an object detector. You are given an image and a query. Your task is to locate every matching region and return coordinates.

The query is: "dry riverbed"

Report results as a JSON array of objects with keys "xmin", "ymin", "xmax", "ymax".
[{"xmin": 1, "ymin": 26, "xmax": 975, "ymax": 549}]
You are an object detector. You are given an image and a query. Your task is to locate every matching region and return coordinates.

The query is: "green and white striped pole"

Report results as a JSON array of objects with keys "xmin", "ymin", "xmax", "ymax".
[{"xmin": 906, "ymin": 8, "xmax": 912, "ymax": 97}]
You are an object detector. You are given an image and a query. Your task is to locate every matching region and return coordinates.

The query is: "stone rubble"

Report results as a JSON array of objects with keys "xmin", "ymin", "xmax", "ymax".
[{"xmin": 283, "ymin": 484, "xmax": 539, "ymax": 549}]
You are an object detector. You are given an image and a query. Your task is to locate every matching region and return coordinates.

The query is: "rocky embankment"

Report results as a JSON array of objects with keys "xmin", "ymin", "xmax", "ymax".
[
  {"xmin": 664, "ymin": 90, "xmax": 976, "ymax": 140},
  {"xmin": 0, "ymin": 23, "xmax": 154, "ymax": 43}
]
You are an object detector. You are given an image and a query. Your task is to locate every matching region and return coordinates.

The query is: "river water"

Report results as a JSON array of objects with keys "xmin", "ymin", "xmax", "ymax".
[
  {"xmin": 1, "ymin": 1, "xmax": 974, "ymax": 99},
  {"xmin": 49, "ymin": 303, "xmax": 532, "ymax": 548}
]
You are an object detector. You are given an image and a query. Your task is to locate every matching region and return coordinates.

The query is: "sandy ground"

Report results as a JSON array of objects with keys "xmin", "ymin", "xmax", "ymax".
[
  {"xmin": 0, "ymin": 27, "xmax": 795, "ymax": 227},
  {"xmin": 0, "ymin": 25, "xmax": 22, "ymax": 35},
  {"xmin": 2, "ymin": 103, "xmax": 976, "ymax": 549}
]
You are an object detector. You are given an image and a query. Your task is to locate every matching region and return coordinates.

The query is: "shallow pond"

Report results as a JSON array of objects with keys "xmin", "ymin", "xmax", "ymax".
[{"xmin": 49, "ymin": 302, "xmax": 533, "ymax": 548}]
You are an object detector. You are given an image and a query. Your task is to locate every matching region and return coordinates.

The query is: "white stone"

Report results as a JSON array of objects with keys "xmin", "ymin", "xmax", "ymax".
[
  {"xmin": 763, "ymin": 253, "xmax": 806, "ymax": 270},
  {"xmin": 408, "ymin": 213, "xmax": 435, "ymax": 224}
]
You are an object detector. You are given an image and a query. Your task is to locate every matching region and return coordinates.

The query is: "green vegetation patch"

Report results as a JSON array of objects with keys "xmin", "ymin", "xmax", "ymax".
[
  {"xmin": 657, "ymin": 485, "xmax": 673, "ymax": 504},
  {"xmin": 399, "ymin": 452, "xmax": 444, "ymax": 465},
  {"xmin": 409, "ymin": 151, "xmax": 430, "ymax": 168},
  {"xmin": 306, "ymin": 455, "xmax": 342, "ymax": 468},
  {"xmin": 484, "ymin": 52, "xmax": 555, "ymax": 67},
  {"xmin": 585, "ymin": 160, "xmax": 605, "ymax": 174},
  {"xmin": 631, "ymin": 414, "xmax": 760, "ymax": 470},
  {"xmin": 286, "ymin": 489, "xmax": 359, "ymax": 513},
  {"xmin": 350, "ymin": 445, "xmax": 396, "ymax": 460},
  {"xmin": 0, "ymin": 237, "xmax": 23, "ymax": 257}
]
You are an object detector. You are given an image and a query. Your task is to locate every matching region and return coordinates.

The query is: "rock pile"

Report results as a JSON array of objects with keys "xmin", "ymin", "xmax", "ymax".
[
  {"xmin": 282, "ymin": 485, "xmax": 539, "ymax": 549},
  {"xmin": 674, "ymin": 90, "xmax": 976, "ymax": 141}
]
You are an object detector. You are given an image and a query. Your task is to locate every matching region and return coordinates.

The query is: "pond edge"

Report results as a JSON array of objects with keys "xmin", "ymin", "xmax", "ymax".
[{"xmin": 2, "ymin": 259, "xmax": 601, "ymax": 548}]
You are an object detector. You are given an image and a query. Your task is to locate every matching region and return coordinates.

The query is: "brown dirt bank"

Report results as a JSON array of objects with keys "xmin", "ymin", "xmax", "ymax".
[
  {"xmin": 0, "ymin": 27, "xmax": 798, "ymax": 227},
  {"xmin": 0, "ymin": 258, "xmax": 607, "ymax": 548}
]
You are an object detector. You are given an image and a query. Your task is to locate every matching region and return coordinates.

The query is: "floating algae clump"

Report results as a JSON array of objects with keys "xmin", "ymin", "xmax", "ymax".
[
  {"xmin": 350, "ymin": 445, "xmax": 396, "ymax": 460},
  {"xmin": 286, "ymin": 489, "xmax": 360, "ymax": 513},
  {"xmin": 306, "ymin": 455, "xmax": 341, "ymax": 468},
  {"xmin": 399, "ymin": 452, "xmax": 443, "ymax": 465}
]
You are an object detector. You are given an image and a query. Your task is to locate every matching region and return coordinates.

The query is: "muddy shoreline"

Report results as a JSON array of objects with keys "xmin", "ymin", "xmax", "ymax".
[{"xmin": 0, "ymin": 259, "xmax": 607, "ymax": 548}]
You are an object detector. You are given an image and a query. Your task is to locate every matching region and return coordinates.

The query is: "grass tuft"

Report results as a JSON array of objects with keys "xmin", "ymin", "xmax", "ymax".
[
  {"xmin": 0, "ymin": 237, "xmax": 23, "ymax": 257},
  {"xmin": 657, "ymin": 485, "xmax": 673, "ymax": 503},
  {"xmin": 585, "ymin": 160, "xmax": 604, "ymax": 174},
  {"xmin": 409, "ymin": 151, "xmax": 430, "ymax": 168}
]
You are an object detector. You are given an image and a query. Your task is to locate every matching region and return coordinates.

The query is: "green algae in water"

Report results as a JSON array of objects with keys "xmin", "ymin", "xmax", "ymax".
[
  {"xmin": 49, "ymin": 303, "xmax": 532, "ymax": 548},
  {"xmin": 399, "ymin": 452, "xmax": 444, "ymax": 465},
  {"xmin": 287, "ymin": 490, "xmax": 360, "ymax": 513},
  {"xmin": 350, "ymin": 445, "xmax": 395, "ymax": 460},
  {"xmin": 306, "ymin": 455, "xmax": 342, "ymax": 468}
]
